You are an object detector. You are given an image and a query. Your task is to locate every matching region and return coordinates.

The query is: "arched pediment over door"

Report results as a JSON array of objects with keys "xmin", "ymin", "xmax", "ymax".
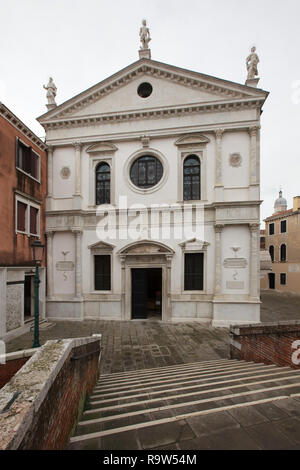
[{"xmin": 117, "ymin": 239, "xmax": 175, "ymax": 257}]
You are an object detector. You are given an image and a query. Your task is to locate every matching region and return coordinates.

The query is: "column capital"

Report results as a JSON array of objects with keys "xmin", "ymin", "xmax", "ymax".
[
  {"xmin": 249, "ymin": 223, "xmax": 260, "ymax": 232},
  {"xmin": 45, "ymin": 230, "xmax": 55, "ymax": 238},
  {"xmin": 215, "ymin": 128, "xmax": 225, "ymax": 139},
  {"xmin": 72, "ymin": 228, "xmax": 83, "ymax": 236},
  {"xmin": 214, "ymin": 224, "xmax": 225, "ymax": 233},
  {"xmin": 47, "ymin": 144, "xmax": 54, "ymax": 153},
  {"xmin": 248, "ymin": 125, "xmax": 260, "ymax": 137},
  {"xmin": 73, "ymin": 141, "xmax": 82, "ymax": 151}
]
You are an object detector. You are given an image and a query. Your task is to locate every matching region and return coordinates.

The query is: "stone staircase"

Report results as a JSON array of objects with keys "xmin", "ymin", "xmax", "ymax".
[{"xmin": 68, "ymin": 359, "xmax": 300, "ymax": 450}]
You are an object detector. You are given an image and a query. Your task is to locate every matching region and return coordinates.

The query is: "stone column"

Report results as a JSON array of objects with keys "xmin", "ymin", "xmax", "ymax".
[
  {"xmin": 47, "ymin": 145, "xmax": 53, "ymax": 197},
  {"xmin": 214, "ymin": 224, "xmax": 224, "ymax": 296},
  {"xmin": 215, "ymin": 129, "xmax": 224, "ymax": 186},
  {"xmin": 249, "ymin": 126, "xmax": 260, "ymax": 185},
  {"xmin": 73, "ymin": 141, "xmax": 82, "ymax": 196},
  {"xmin": 249, "ymin": 223, "xmax": 260, "ymax": 299},
  {"xmin": 46, "ymin": 231, "xmax": 54, "ymax": 298},
  {"xmin": 73, "ymin": 230, "xmax": 82, "ymax": 298}
]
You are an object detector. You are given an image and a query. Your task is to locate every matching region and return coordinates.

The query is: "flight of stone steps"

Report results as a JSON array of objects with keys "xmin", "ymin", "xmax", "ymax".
[{"xmin": 68, "ymin": 359, "xmax": 300, "ymax": 450}]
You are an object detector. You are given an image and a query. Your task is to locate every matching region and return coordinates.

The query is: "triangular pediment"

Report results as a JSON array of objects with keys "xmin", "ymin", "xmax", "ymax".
[
  {"xmin": 86, "ymin": 142, "xmax": 118, "ymax": 153},
  {"xmin": 175, "ymin": 134, "xmax": 210, "ymax": 147},
  {"xmin": 88, "ymin": 240, "xmax": 115, "ymax": 251},
  {"xmin": 37, "ymin": 58, "xmax": 268, "ymax": 127},
  {"xmin": 179, "ymin": 238, "xmax": 210, "ymax": 250}
]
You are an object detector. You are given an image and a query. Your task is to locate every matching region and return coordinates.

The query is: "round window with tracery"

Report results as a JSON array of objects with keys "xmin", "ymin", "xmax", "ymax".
[{"xmin": 130, "ymin": 155, "xmax": 163, "ymax": 189}]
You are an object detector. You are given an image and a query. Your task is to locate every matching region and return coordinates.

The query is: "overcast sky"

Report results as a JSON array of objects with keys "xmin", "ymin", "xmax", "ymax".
[{"xmin": 1, "ymin": 0, "xmax": 299, "ymax": 222}]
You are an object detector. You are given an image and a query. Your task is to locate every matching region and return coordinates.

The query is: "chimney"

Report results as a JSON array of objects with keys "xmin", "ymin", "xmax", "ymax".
[{"xmin": 293, "ymin": 196, "xmax": 300, "ymax": 212}]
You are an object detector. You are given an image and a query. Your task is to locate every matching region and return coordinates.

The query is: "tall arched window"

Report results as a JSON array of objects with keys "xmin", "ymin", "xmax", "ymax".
[
  {"xmin": 183, "ymin": 155, "xmax": 201, "ymax": 200},
  {"xmin": 280, "ymin": 244, "xmax": 287, "ymax": 262},
  {"xmin": 269, "ymin": 245, "xmax": 274, "ymax": 262},
  {"xmin": 96, "ymin": 162, "xmax": 110, "ymax": 205}
]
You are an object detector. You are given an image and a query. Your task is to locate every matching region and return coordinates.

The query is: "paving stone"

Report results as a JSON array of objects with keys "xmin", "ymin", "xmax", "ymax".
[
  {"xmin": 178, "ymin": 436, "xmax": 212, "ymax": 450},
  {"xmin": 276, "ymin": 417, "xmax": 300, "ymax": 444},
  {"xmin": 272, "ymin": 398, "xmax": 300, "ymax": 417},
  {"xmin": 252, "ymin": 402, "xmax": 289, "ymax": 421},
  {"xmin": 101, "ymin": 430, "xmax": 141, "ymax": 450},
  {"xmin": 186, "ymin": 411, "xmax": 240, "ymax": 437},
  {"xmin": 205, "ymin": 427, "xmax": 261, "ymax": 450},
  {"xmin": 138, "ymin": 420, "xmax": 195, "ymax": 449},
  {"xmin": 228, "ymin": 405, "xmax": 269, "ymax": 427},
  {"xmin": 245, "ymin": 421, "xmax": 297, "ymax": 450}
]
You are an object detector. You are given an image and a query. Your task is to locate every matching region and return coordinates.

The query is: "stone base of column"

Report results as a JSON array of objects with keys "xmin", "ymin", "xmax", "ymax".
[
  {"xmin": 214, "ymin": 185, "xmax": 224, "ymax": 202},
  {"xmin": 72, "ymin": 194, "xmax": 83, "ymax": 210}
]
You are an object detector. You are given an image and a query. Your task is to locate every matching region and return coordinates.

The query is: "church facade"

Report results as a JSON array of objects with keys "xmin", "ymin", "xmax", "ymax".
[{"xmin": 38, "ymin": 43, "xmax": 268, "ymax": 326}]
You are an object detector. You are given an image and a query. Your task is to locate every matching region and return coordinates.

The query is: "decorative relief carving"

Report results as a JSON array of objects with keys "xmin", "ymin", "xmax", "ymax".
[
  {"xmin": 60, "ymin": 167, "xmax": 71, "ymax": 179},
  {"xmin": 229, "ymin": 153, "xmax": 242, "ymax": 167},
  {"xmin": 141, "ymin": 135, "xmax": 150, "ymax": 147}
]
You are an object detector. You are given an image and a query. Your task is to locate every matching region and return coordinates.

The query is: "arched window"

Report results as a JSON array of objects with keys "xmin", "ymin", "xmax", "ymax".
[
  {"xmin": 96, "ymin": 162, "xmax": 110, "ymax": 205},
  {"xmin": 269, "ymin": 245, "xmax": 274, "ymax": 262},
  {"xmin": 280, "ymin": 244, "xmax": 287, "ymax": 262},
  {"xmin": 183, "ymin": 155, "xmax": 201, "ymax": 201}
]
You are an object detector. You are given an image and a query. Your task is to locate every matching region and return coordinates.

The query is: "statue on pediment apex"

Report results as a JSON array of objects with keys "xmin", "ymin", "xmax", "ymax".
[
  {"xmin": 43, "ymin": 77, "xmax": 57, "ymax": 107},
  {"xmin": 246, "ymin": 46, "xmax": 259, "ymax": 79},
  {"xmin": 139, "ymin": 19, "xmax": 151, "ymax": 49}
]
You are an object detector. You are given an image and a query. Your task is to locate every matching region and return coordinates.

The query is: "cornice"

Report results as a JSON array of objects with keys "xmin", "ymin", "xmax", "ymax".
[
  {"xmin": 37, "ymin": 59, "xmax": 268, "ymax": 125},
  {"xmin": 40, "ymin": 97, "xmax": 264, "ymax": 131},
  {"xmin": 0, "ymin": 102, "xmax": 47, "ymax": 151}
]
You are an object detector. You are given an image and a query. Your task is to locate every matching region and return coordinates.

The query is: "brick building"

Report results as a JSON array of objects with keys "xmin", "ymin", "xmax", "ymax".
[
  {"xmin": 0, "ymin": 103, "xmax": 47, "ymax": 341},
  {"xmin": 261, "ymin": 191, "xmax": 300, "ymax": 293}
]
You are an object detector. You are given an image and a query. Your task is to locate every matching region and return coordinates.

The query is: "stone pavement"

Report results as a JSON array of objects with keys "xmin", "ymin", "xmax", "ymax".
[
  {"xmin": 260, "ymin": 290, "xmax": 300, "ymax": 322},
  {"xmin": 6, "ymin": 321, "xmax": 229, "ymax": 374}
]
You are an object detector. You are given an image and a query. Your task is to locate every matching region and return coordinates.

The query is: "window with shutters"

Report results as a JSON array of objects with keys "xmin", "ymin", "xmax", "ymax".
[
  {"xmin": 280, "ymin": 273, "xmax": 286, "ymax": 285},
  {"xmin": 94, "ymin": 255, "xmax": 111, "ymax": 291},
  {"xmin": 280, "ymin": 220, "xmax": 287, "ymax": 233},
  {"xmin": 280, "ymin": 244, "xmax": 287, "ymax": 262},
  {"xmin": 16, "ymin": 196, "xmax": 40, "ymax": 236},
  {"xmin": 17, "ymin": 201, "xmax": 27, "ymax": 232},
  {"xmin": 184, "ymin": 252, "xmax": 204, "ymax": 291},
  {"xmin": 269, "ymin": 245, "xmax": 274, "ymax": 262},
  {"xmin": 16, "ymin": 139, "xmax": 40, "ymax": 181}
]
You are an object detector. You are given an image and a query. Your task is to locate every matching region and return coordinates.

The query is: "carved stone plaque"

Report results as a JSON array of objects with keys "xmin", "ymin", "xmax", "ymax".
[
  {"xmin": 56, "ymin": 261, "xmax": 75, "ymax": 271},
  {"xmin": 223, "ymin": 258, "xmax": 247, "ymax": 268},
  {"xmin": 226, "ymin": 281, "xmax": 244, "ymax": 290}
]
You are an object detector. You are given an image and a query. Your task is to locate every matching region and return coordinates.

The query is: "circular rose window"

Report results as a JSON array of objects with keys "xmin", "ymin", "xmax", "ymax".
[
  {"xmin": 137, "ymin": 82, "xmax": 153, "ymax": 98},
  {"xmin": 130, "ymin": 155, "xmax": 163, "ymax": 188}
]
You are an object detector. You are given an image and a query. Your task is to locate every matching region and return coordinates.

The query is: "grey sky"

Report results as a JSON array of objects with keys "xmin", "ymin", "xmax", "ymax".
[{"xmin": 1, "ymin": 0, "xmax": 299, "ymax": 222}]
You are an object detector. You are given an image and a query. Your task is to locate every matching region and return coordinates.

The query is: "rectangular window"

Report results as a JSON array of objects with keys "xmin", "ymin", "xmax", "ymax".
[
  {"xmin": 184, "ymin": 253, "xmax": 204, "ymax": 290},
  {"xmin": 269, "ymin": 223, "xmax": 275, "ymax": 235},
  {"xmin": 280, "ymin": 273, "xmax": 286, "ymax": 285},
  {"xmin": 17, "ymin": 201, "xmax": 27, "ymax": 232},
  {"xmin": 94, "ymin": 255, "xmax": 111, "ymax": 291},
  {"xmin": 30, "ymin": 206, "xmax": 38, "ymax": 235},
  {"xmin": 280, "ymin": 220, "xmax": 287, "ymax": 233},
  {"xmin": 16, "ymin": 139, "xmax": 40, "ymax": 180}
]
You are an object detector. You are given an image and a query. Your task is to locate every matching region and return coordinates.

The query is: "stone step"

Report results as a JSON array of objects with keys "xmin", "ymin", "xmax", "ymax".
[
  {"xmin": 84, "ymin": 371, "xmax": 300, "ymax": 418},
  {"xmin": 68, "ymin": 359, "xmax": 300, "ymax": 450},
  {"xmin": 98, "ymin": 359, "xmax": 237, "ymax": 384},
  {"xmin": 93, "ymin": 362, "xmax": 276, "ymax": 395}
]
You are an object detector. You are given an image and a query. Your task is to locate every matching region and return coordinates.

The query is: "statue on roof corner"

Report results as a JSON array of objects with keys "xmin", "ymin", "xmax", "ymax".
[
  {"xmin": 43, "ymin": 77, "xmax": 57, "ymax": 107},
  {"xmin": 139, "ymin": 19, "xmax": 151, "ymax": 49},
  {"xmin": 246, "ymin": 47, "xmax": 259, "ymax": 79}
]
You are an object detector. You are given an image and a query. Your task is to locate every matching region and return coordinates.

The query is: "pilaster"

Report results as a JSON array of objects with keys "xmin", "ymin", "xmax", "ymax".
[
  {"xmin": 248, "ymin": 126, "xmax": 260, "ymax": 199},
  {"xmin": 73, "ymin": 229, "xmax": 83, "ymax": 298},
  {"xmin": 214, "ymin": 224, "xmax": 224, "ymax": 297},
  {"xmin": 46, "ymin": 231, "xmax": 54, "ymax": 298},
  {"xmin": 214, "ymin": 129, "xmax": 224, "ymax": 202},
  {"xmin": 249, "ymin": 223, "xmax": 260, "ymax": 299},
  {"xmin": 73, "ymin": 141, "xmax": 83, "ymax": 209}
]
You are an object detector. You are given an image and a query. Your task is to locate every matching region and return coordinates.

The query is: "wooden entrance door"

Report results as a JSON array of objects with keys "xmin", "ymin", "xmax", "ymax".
[
  {"xmin": 131, "ymin": 269, "xmax": 148, "ymax": 319},
  {"xmin": 269, "ymin": 273, "xmax": 275, "ymax": 289}
]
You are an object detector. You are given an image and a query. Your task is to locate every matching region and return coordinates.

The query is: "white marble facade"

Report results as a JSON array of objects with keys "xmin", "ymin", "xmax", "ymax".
[{"xmin": 38, "ymin": 56, "xmax": 268, "ymax": 326}]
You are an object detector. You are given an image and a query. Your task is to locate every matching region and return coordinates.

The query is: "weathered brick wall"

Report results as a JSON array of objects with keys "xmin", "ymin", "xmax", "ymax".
[
  {"xmin": 230, "ymin": 321, "xmax": 300, "ymax": 369},
  {"xmin": 0, "ymin": 357, "xmax": 29, "ymax": 389},
  {"xmin": 0, "ymin": 336, "xmax": 101, "ymax": 450}
]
